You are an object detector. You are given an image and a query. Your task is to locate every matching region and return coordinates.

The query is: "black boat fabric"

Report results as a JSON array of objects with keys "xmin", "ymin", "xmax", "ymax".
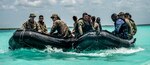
[{"xmin": 9, "ymin": 29, "xmax": 135, "ymax": 51}]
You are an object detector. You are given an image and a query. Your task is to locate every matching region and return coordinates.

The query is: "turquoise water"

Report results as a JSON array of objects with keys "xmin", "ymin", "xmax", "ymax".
[{"xmin": 0, "ymin": 26, "xmax": 150, "ymax": 65}]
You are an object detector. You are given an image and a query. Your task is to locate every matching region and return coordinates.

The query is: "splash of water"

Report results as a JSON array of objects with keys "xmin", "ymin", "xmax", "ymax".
[
  {"xmin": 105, "ymin": 47, "xmax": 144, "ymax": 54},
  {"xmin": 43, "ymin": 45, "xmax": 63, "ymax": 53},
  {"xmin": 43, "ymin": 47, "xmax": 144, "ymax": 57},
  {"xmin": 0, "ymin": 49, "xmax": 7, "ymax": 54},
  {"xmin": 63, "ymin": 47, "xmax": 144, "ymax": 57}
]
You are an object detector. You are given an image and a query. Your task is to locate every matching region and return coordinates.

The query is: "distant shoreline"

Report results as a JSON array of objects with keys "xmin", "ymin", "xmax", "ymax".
[{"xmin": 0, "ymin": 24, "xmax": 150, "ymax": 30}]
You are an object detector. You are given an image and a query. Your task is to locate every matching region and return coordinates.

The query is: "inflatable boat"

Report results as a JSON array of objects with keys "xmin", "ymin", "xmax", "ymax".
[
  {"xmin": 74, "ymin": 31, "xmax": 135, "ymax": 51},
  {"xmin": 9, "ymin": 29, "xmax": 136, "ymax": 51}
]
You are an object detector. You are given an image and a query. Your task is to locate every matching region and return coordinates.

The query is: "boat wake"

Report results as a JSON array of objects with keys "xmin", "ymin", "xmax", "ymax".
[
  {"xmin": 0, "ymin": 46, "xmax": 145, "ymax": 61},
  {"xmin": 43, "ymin": 45, "xmax": 63, "ymax": 53},
  {"xmin": 104, "ymin": 47, "xmax": 144, "ymax": 54},
  {"xmin": 0, "ymin": 49, "xmax": 7, "ymax": 54},
  {"xmin": 0, "ymin": 46, "xmax": 145, "ymax": 58},
  {"xmin": 43, "ymin": 46, "xmax": 144, "ymax": 57}
]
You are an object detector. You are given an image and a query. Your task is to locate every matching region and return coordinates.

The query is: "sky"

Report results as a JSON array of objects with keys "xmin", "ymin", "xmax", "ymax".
[{"xmin": 0, "ymin": 0, "xmax": 150, "ymax": 28}]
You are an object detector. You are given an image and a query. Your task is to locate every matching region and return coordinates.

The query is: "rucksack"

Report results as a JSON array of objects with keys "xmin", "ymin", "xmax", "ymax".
[{"xmin": 129, "ymin": 19, "xmax": 137, "ymax": 35}]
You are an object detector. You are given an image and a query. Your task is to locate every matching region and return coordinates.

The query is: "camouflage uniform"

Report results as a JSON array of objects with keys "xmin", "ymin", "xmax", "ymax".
[
  {"xmin": 129, "ymin": 19, "xmax": 137, "ymax": 35},
  {"xmin": 72, "ymin": 22, "xmax": 80, "ymax": 38},
  {"xmin": 38, "ymin": 22, "xmax": 48, "ymax": 34},
  {"xmin": 124, "ymin": 18, "xmax": 133, "ymax": 39},
  {"xmin": 92, "ymin": 22, "xmax": 100, "ymax": 33},
  {"xmin": 50, "ymin": 20, "xmax": 72, "ymax": 38},
  {"xmin": 78, "ymin": 19, "xmax": 84, "ymax": 35},
  {"xmin": 125, "ymin": 18, "xmax": 137, "ymax": 39},
  {"xmin": 21, "ymin": 20, "xmax": 40, "ymax": 32}
]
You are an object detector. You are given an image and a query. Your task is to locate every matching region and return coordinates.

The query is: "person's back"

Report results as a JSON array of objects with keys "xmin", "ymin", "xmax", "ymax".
[
  {"xmin": 114, "ymin": 18, "xmax": 125, "ymax": 34},
  {"xmin": 123, "ymin": 13, "xmax": 137, "ymax": 39},
  {"xmin": 115, "ymin": 18, "xmax": 132, "ymax": 39},
  {"xmin": 113, "ymin": 12, "xmax": 131, "ymax": 39},
  {"xmin": 128, "ymin": 13, "xmax": 137, "ymax": 35},
  {"xmin": 50, "ymin": 14, "xmax": 72, "ymax": 39},
  {"xmin": 51, "ymin": 20, "xmax": 71, "ymax": 38},
  {"xmin": 129, "ymin": 19, "xmax": 137, "ymax": 35}
]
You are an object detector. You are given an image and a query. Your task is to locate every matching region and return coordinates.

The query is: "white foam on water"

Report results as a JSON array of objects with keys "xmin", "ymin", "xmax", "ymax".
[
  {"xmin": 64, "ymin": 47, "xmax": 145, "ymax": 57},
  {"xmin": 42, "ymin": 46, "xmax": 109, "ymax": 57},
  {"xmin": 0, "ymin": 49, "xmax": 6, "ymax": 54},
  {"xmin": 42, "ymin": 46, "xmax": 144, "ymax": 57},
  {"xmin": 141, "ymin": 60, "xmax": 150, "ymax": 65},
  {"xmin": 105, "ymin": 47, "xmax": 144, "ymax": 54},
  {"xmin": 64, "ymin": 52, "xmax": 109, "ymax": 57},
  {"xmin": 43, "ymin": 45, "xmax": 63, "ymax": 53}
]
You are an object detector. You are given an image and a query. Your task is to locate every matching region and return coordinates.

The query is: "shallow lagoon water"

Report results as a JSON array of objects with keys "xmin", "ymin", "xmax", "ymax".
[{"xmin": 0, "ymin": 26, "xmax": 150, "ymax": 65}]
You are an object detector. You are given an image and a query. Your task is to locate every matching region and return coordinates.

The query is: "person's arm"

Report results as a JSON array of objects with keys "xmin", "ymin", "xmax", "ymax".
[
  {"xmin": 36, "ymin": 22, "xmax": 42, "ymax": 32},
  {"xmin": 50, "ymin": 21, "xmax": 57, "ymax": 35},
  {"xmin": 99, "ymin": 23, "xmax": 102, "ymax": 31},
  {"xmin": 96, "ymin": 23, "xmax": 100, "ymax": 33},
  {"xmin": 78, "ymin": 20, "xmax": 83, "ymax": 35},
  {"xmin": 44, "ymin": 24, "xmax": 48, "ymax": 34},
  {"xmin": 78, "ymin": 25, "xmax": 83, "ymax": 35},
  {"xmin": 72, "ymin": 23, "xmax": 76, "ymax": 34},
  {"xmin": 21, "ymin": 22, "xmax": 27, "ymax": 29}
]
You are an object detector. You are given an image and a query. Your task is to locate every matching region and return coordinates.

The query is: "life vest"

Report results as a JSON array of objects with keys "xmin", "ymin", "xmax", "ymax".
[
  {"xmin": 117, "ymin": 18, "xmax": 137, "ymax": 40},
  {"xmin": 115, "ymin": 18, "xmax": 131, "ymax": 39},
  {"xmin": 82, "ymin": 20, "xmax": 93, "ymax": 34}
]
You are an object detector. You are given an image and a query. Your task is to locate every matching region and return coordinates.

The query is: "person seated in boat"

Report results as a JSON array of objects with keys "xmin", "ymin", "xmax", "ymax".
[
  {"xmin": 38, "ymin": 15, "xmax": 48, "ymax": 34},
  {"xmin": 125, "ymin": 13, "xmax": 137, "ymax": 35},
  {"xmin": 111, "ymin": 13, "xmax": 118, "ymax": 35},
  {"xmin": 72, "ymin": 16, "xmax": 80, "ymax": 38},
  {"xmin": 88, "ymin": 14, "xmax": 92, "ymax": 23},
  {"xmin": 91, "ymin": 16, "xmax": 100, "ymax": 33},
  {"xmin": 21, "ymin": 13, "xmax": 41, "ymax": 32},
  {"xmin": 78, "ymin": 13, "xmax": 94, "ymax": 36},
  {"xmin": 112, "ymin": 12, "xmax": 132, "ymax": 40},
  {"xmin": 124, "ymin": 13, "xmax": 137, "ymax": 39},
  {"xmin": 50, "ymin": 14, "xmax": 72, "ymax": 39},
  {"xmin": 96, "ymin": 17, "xmax": 102, "ymax": 31}
]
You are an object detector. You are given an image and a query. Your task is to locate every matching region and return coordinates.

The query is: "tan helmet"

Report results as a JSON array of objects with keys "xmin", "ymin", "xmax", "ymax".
[{"xmin": 29, "ymin": 13, "xmax": 36, "ymax": 17}]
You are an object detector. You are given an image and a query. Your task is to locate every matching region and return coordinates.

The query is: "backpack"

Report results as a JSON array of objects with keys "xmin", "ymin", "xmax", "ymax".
[
  {"xmin": 124, "ymin": 18, "xmax": 137, "ymax": 36},
  {"xmin": 129, "ymin": 19, "xmax": 137, "ymax": 35}
]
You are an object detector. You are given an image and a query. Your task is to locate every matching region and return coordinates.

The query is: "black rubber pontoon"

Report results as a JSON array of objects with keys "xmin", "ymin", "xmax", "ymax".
[
  {"xmin": 9, "ymin": 30, "xmax": 135, "ymax": 51},
  {"xmin": 9, "ymin": 29, "xmax": 74, "ymax": 50},
  {"xmin": 74, "ymin": 31, "xmax": 135, "ymax": 51}
]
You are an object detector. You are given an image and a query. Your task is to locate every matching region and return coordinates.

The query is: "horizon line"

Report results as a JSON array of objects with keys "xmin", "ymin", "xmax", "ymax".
[{"xmin": 0, "ymin": 24, "xmax": 150, "ymax": 30}]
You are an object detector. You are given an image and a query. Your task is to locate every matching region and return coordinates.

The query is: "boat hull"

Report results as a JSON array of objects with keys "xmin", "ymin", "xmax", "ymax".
[{"xmin": 9, "ymin": 30, "xmax": 135, "ymax": 51}]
